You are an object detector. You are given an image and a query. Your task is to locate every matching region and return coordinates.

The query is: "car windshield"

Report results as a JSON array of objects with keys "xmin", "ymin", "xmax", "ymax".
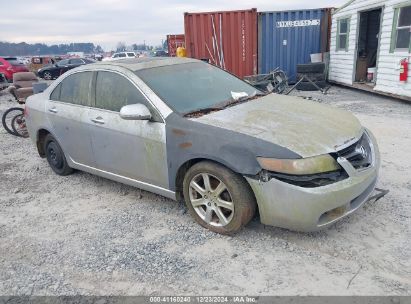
[
  {"xmin": 5, "ymin": 58, "xmax": 22, "ymax": 66},
  {"xmin": 135, "ymin": 62, "xmax": 259, "ymax": 115},
  {"xmin": 57, "ymin": 59, "xmax": 69, "ymax": 66}
]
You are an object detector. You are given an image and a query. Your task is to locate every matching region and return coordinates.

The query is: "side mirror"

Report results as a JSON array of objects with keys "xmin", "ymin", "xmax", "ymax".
[{"xmin": 119, "ymin": 103, "xmax": 152, "ymax": 121}]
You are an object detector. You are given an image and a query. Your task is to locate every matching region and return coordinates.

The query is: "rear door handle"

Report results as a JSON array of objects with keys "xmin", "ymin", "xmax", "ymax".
[
  {"xmin": 48, "ymin": 107, "xmax": 58, "ymax": 113},
  {"xmin": 91, "ymin": 117, "xmax": 105, "ymax": 124}
]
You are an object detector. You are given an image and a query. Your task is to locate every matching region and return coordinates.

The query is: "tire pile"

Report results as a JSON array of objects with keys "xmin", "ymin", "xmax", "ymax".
[{"xmin": 296, "ymin": 62, "xmax": 327, "ymax": 91}]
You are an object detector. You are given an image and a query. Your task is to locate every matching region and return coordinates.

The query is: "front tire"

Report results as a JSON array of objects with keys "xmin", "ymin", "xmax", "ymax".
[
  {"xmin": 44, "ymin": 134, "xmax": 73, "ymax": 176},
  {"xmin": 183, "ymin": 161, "xmax": 256, "ymax": 234}
]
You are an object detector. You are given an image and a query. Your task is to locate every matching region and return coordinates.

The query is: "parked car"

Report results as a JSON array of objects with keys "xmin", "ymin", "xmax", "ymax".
[
  {"xmin": 102, "ymin": 52, "xmax": 136, "ymax": 61},
  {"xmin": 25, "ymin": 58, "xmax": 380, "ymax": 234},
  {"xmin": 37, "ymin": 58, "xmax": 94, "ymax": 80},
  {"xmin": 0, "ymin": 57, "xmax": 29, "ymax": 82},
  {"xmin": 152, "ymin": 50, "xmax": 169, "ymax": 57},
  {"xmin": 29, "ymin": 56, "xmax": 57, "ymax": 74}
]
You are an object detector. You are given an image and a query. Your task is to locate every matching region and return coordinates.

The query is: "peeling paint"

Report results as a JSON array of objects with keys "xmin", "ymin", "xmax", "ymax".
[
  {"xmin": 179, "ymin": 142, "xmax": 192, "ymax": 149},
  {"xmin": 172, "ymin": 128, "xmax": 186, "ymax": 136}
]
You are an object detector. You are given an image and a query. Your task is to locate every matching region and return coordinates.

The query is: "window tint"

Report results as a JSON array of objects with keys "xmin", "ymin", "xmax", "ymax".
[
  {"xmin": 113, "ymin": 54, "xmax": 119, "ymax": 58},
  {"xmin": 59, "ymin": 72, "xmax": 93, "ymax": 106},
  {"xmin": 5, "ymin": 58, "xmax": 21, "ymax": 66},
  {"xmin": 69, "ymin": 58, "xmax": 84, "ymax": 65},
  {"xmin": 50, "ymin": 83, "xmax": 61, "ymax": 100},
  {"xmin": 136, "ymin": 62, "xmax": 257, "ymax": 114},
  {"xmin": 395, "ymin": 6, "xmax": 411, "ymax": 50},
  {"xmin": 57, "ymin": 59, "xmax": 69, "ymax": 66},
  {"xmin": 95, "ymin": 71, "xmax": 151, "ymax": 113},
  {"xmin": 118, "ymin": 53, "xmax": 127, "ymax": 58},
  {"xmin": 127, "ymin": 53, "xmax": 135, "ymax": 57}
]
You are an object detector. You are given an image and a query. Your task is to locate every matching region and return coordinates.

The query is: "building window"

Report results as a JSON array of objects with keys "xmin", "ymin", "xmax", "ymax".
[
  {"xmin": 392, "ymin": 5, "xmax": 411, "ymax": 51},
  {"xmin": 337, "ymin": 18, "xmax": 350, "ymax": 51}
]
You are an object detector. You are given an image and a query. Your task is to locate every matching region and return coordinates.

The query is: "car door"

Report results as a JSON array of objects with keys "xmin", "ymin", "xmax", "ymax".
[
  {"xmin": 87, "ymin": 70, "xmax": 169, "ymax": 188},
  {"xmin": 53, "ymin": 59, "xmax": 69, "ymax": 78},
  {"xmin": 46, "ymin": 71, "xmax": 95, "ymax": 167}
]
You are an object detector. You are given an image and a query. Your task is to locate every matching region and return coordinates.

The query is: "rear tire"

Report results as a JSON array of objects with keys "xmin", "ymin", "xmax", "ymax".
[
  {"xmin": 183, "ymin": 161, "xmax": 256, "ymax": 234},
  {"xmin": 296, "ymin": 80, "xmax": 328, "ymax": 91},
  {"xmin": 296, "ymin": 63, "xmax": 325, "ymax": 74},
  {"xmin": 44, "ymin": 134, "xmax": 73, "ymax": 176}
]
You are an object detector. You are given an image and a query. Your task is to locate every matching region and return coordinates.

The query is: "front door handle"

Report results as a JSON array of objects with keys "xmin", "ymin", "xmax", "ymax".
[
  {"xmin": 91, "ymin": 117, "xmax": 105, "ymax": 124},
  {"xmin": 48, "ymin": 107, "xmax": 58, "ymax": 113}
]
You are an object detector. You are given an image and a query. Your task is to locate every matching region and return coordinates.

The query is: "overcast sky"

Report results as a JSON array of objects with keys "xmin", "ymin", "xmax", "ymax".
[{"xmin": 2, "ymin": 0, "xmax": 345, "ymax": 51}]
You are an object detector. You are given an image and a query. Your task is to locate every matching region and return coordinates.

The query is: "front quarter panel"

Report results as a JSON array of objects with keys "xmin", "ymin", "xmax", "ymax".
[{"xmin": 165, "ymin": 113, "xmax": 300, "ymax": 191}]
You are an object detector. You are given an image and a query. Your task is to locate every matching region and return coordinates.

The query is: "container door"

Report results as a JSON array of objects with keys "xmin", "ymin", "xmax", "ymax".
[{"xmin": 258, "ymin": 9, "xmax": 326, "ymax": 83}]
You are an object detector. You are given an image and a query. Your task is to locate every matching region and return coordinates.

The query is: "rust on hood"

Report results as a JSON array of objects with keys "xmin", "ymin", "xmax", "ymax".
[
  {"xmin": 172, "ymin": 128, "xmax": 186, "ymax": 136},
  {"xmin": 179, "ymin": 142, "xmax": 193, "ymax": 149}
]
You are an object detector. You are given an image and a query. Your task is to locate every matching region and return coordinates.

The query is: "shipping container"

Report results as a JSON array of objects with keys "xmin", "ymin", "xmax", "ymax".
[
  {"xmin": 167, "ymin": 34, "xmax": 185, "ymax": 57},
  {"xmin": 258, "ymin": 8, "xmax": 332, "ymax": 83},
  {"xmin": 184, "ymin": 9, "xmax": 258, "ymax": 79}
]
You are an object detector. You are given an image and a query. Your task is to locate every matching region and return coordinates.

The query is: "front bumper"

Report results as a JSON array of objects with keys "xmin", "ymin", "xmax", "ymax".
[{"xmin": 246, "ymin": 129, "xmax": 380, "ymax": 232}]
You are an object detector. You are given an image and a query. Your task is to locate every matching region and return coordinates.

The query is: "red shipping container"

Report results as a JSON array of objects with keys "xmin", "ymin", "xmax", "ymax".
[
  {"xmin": 167, "ymin": 34, "xmax": 185, "ymax": 57},
  {"xmin": 184, "ymin": 8, "xmax": 258, "ymax": 79}
]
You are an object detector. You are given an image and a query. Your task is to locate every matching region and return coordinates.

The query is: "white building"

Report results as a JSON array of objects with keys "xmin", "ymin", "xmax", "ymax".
[{"xmin": 329, "ymin": 0, "xmax": 411, "ymax": 100}]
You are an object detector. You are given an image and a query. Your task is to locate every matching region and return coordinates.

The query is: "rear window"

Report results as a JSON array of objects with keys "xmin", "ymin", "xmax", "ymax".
[{"xmin": 5, "ymin": 58, "xmax": 22, "ymax": 66}]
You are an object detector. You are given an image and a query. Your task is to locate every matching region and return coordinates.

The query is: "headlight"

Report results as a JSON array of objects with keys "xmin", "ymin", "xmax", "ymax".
[{"xmin": 257, "ymin": 154, "xmax": 340, "ymax": 175}]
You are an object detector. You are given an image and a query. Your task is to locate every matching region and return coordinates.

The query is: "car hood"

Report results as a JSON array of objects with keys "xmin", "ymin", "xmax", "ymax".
[{"xmin": 193, "ymin": 94, "xmax": 363, "ymax": 158}]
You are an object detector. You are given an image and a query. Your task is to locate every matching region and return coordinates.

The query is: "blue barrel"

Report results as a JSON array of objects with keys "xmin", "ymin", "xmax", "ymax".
[{"xmin": 258, "ymin": 8, "xmax": 332, "ymax": 83}]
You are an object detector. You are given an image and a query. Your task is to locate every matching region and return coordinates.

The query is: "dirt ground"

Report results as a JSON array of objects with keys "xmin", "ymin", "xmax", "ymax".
[{"xmin": 0, "ymin": 85, "xmax": 410, "ymax": 296}]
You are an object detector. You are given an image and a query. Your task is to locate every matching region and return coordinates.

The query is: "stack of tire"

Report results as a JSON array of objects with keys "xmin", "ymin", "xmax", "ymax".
[{"xmin": 296, "ymin": 62, "xmax": 327, "ymax": 91}]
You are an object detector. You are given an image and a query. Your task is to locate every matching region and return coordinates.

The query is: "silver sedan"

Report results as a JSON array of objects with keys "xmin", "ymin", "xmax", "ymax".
[{"xmin": 25, "ymin": 57, "xmax": 380, "ymax": 234}]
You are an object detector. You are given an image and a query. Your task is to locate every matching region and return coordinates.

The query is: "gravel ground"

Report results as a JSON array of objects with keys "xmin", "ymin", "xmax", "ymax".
[{"xmin": 0, "ymin": 85, "xmax": 410, "ymax": 296}]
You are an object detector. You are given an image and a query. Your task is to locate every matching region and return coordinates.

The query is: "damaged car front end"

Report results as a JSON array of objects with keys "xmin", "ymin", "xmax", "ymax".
[{"xmin": 246, "ymin": 130, "xmax": 379, "ymax": 231}]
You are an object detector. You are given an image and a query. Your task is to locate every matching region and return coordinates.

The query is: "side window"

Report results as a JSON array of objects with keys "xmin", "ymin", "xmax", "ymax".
[
  {"xmin": 118, "ymin": 53, "xmax": 127, "ymax": 58},
  {"xmin": 337, "ymin": 18, "xmax": 350, "ymax": 51},
  {"xmin": 69, "ymin": 58, "xmax": 84, "ymax": 65},
  {"xmin": 113, "ymin": 54, "xmax": 119, "ymax": 58},
  {"xmin": 59, "ymin": 72, "xmax": 93, "ymax": 106},
  {"xmin": 127, "ymin": 52, "xmax": 135, "ymax": 57},
  {"xmin": 391, "ymin": 5, "xmax": 411, "ymax": 52},
  {"xmin": 95, "ymin": 71, "xmax": 160, "ymax": 120},
  {"xmin": 50, "ymin": 83, "xmax": 61, "ymax": 100}
]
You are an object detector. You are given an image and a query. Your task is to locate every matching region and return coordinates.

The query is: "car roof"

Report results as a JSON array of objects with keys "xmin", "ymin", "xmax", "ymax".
[{"xmin": 80, "ymin": 57, "xmax": 200, "ymax": 72}]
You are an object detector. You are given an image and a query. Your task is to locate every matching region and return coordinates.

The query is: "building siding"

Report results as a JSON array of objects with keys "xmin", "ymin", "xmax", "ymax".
[{"xmin": 329, "ymin": 0, "xmax": 411, "ymax": 97}]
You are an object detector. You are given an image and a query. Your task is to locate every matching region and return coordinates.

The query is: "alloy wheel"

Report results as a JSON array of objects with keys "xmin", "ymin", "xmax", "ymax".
[
  {"xmin": 189, "ymin": 173, "xmax": 234, "ymax": 227},
  {"xmin": 43, "ymin": 72, "xmax": 52, "ymax": 80}
]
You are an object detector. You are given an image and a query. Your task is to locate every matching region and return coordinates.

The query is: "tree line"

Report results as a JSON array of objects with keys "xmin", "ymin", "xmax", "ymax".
[{"xmin": 0, "ymin": 42, "xmax": 104, "ymax": 56}]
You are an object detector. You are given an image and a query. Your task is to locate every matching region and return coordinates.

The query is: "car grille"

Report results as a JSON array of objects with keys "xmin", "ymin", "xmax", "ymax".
[{"xmin": 337, "ymin": 133, "xmax": 372, "ymax": 170}]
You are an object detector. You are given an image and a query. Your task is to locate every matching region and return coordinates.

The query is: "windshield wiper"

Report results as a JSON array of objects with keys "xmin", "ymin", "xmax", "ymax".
[{"xmin": 183, "ymin": 91, "xmax": 269, "ymax": 118}]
